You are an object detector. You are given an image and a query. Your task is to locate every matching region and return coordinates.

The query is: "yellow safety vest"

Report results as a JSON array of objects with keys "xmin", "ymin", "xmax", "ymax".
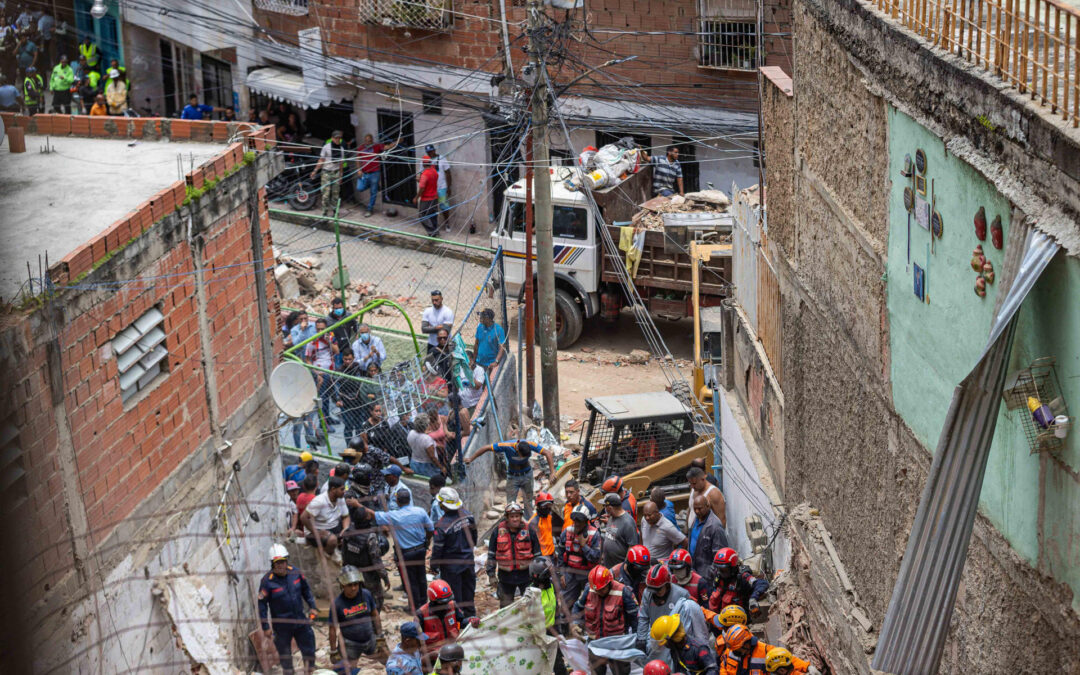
[{"xmin": 79, "ymin": 42, "xmax": 99, "ymax": 67}]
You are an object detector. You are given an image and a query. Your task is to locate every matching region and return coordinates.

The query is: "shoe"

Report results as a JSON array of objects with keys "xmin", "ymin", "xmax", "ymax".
[{"xmin": 364, "ymin": 210, "xmax": 373, "ymax": 217}]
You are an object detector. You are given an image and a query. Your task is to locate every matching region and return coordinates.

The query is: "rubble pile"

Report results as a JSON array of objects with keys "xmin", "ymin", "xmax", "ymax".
[
  {"xmin": 273, "ymin": 250, "xmax": 422, "ymax": 317},
  {"xmin": 633, "ymin": 189, "xmax": 734, "ymax": 231}
]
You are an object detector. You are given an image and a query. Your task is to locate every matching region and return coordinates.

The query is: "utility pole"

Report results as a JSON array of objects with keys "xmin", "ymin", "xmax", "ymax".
[
  {"xmin": 524, "ymin": 134, "xmax": 536, "ymax": 411},
  {"xmin": 527, "ymin": 0, "xmax": 560, "ymax": 435}
]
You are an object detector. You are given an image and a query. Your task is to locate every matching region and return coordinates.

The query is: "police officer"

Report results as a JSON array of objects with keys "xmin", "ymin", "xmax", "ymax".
[
  {"xmin": 22, "ymin": 66, "xmax": 43, "ymax": 115},
  {"xmin": 258, "ymin": 544, "xmax": 317, "ymax": 674},
  {"xmin": 341, "ymin": 463, "xmax": 390, "ymax": 609},
  {"xmin": 486, "ymin": 502, "xmax": 541, "ymax": 607},
  {"xmin": 430, "ymin": 487, "xmax": 479, "ymax": 618},
  {"xmin": 329, "ymin": 565, "xmax": 382, "ymax": 668},
  {"xmin": 556, "ymin": 506, "xmax": 602, "ymax": 608}
]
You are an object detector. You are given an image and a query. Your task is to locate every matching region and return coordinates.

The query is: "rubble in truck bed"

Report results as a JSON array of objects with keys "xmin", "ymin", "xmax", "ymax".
[{"xmin": 633, "ymin": 189, "xmax": 735, "ymax": 231}]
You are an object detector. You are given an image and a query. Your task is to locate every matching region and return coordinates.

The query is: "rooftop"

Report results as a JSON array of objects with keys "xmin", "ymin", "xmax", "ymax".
[
  {"xmin": 585, "ymin": 391, "xmax": 692, "ymax": 423},
  {"xmin": 0, "ymin": 135, "xmax": 223, "ymax": 301}
]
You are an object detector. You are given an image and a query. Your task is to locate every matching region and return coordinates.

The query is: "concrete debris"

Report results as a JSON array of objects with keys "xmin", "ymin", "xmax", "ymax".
[
  {"xmin": 684, "ymin": 189, "xmax": 732, "ymax": 206},
  {"xmin": 275, "ymin": 264, "xmax": 300, "ymax": 300},
  {"xmin": 627, "ymin": 349, "xmax": 651, "ymax": 364},
  {"xmin": 154, "ymin": 574, "xmax": 231, "ymax": 675},
  {"xmin": 634, "ymin": 190, "xmax": 734, "ymax": 230}
]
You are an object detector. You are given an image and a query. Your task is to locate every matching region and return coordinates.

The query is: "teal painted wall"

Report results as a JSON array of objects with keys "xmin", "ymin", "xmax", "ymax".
[{"xmin": 887, "ymin": 107, "xmax": 1080, "ymax": 611}]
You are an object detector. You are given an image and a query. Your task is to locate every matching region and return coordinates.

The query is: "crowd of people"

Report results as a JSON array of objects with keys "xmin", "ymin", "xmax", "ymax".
[{"xmin": 271, "ymin": 435, "xmax": 816, "ymax": 675}]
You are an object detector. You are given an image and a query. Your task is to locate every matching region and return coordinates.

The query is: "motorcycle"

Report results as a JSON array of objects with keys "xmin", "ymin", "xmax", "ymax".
[{"xmin": 264, "ymin": 151, "xmax": 321, "ymax": 211}]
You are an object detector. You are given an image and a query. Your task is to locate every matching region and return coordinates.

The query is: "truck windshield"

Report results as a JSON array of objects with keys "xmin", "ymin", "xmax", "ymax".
[{"xmin": 508, "ymin": 202, "xmax": 589, "ymax": 241}]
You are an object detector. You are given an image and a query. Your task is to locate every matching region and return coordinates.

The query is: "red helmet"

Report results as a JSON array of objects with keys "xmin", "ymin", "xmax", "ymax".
[
  {"xmin": 667, "ymin": 548, "xmax": 693, "ymax": 571},
  {"xmin": 570, "ymin": 671, "xmax": 589, "ymax": 675},
  {"xmin": 626, "ymin": 545, "xmax": 651, "ymax": 567},
  {"xmin": 643, "ymin": 660, "xmax": 671, "ymax": 675},
  {"xmin": 602, "ymin": 475, "xmax": 623, "ymax": 493},
  {"xmin": 427, "ymin": 579, "xmax": 453, "ymax": 604},
  {"xmin": 588, "ymin": 565, "xmax": 614, "ymax": 591},
  {"xmin": 645, "ymin": 563, "xmax": 671, "ymax": 589},
  {"xmin": 713, "ymin": 548, "xmax": 739, "ymax": 566},
  {"xmin": 535, "ymin": 491, "xmax": 554, "ymax": 505}
]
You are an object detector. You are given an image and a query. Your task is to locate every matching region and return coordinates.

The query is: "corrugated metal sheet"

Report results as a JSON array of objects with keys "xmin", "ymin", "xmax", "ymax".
[{"xmin": 873, "ymin": 230, "xmax": 1059, "ymax": 674}]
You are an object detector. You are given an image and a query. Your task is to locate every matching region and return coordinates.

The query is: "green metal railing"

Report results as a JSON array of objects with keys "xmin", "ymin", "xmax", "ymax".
[{"xmin": 268, "ymin": 207, "xmax": 496, "ymax": 254}]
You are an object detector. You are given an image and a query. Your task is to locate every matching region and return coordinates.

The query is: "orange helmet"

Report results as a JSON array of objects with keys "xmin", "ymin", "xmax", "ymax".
[
  {"xmin": 427, "ymin": 579, "xmax": 453, "ymax": 604},
  {"xmin": 602, "ymin": 475, "xmax": 623, "ymax": 493},
  {"xmin": 723, "ymin": 624, "xmax": 753, "ymax": 651},
  {"xmin": 643, "ymin": 660, "xmax": 671, "ymax": 675},
  {"xmin": 535, "ymin": 491, "xmax": 554, "ymax": 505},
  {"xmin": 588, "ymin": 565, "xmax": 614, "ymax": 591}
]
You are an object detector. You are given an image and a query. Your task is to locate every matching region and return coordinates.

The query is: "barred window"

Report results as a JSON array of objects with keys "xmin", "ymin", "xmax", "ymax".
[
  {"xmin": 698, "ymin": 20, "xmax": 758, "ymax": 70},
  {"xmin": 113, "ymin": 307, "xmax": 169, "ymax": 403},
  {"xmin": 254, "ymin": 0, "xmax": 309, "ymax": 16}
]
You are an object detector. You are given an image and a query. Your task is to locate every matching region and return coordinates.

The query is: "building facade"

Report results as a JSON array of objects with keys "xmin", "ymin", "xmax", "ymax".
[{"xmin": 730, "ymin": 0, "xmax": 1080, "ymax": 669}]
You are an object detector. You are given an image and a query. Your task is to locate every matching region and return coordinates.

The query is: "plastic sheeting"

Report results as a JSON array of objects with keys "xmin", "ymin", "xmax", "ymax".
[
  {"xmin": 455, "ymin": 587, "xmax": 559, "ymax": 674},
  {"xmin": 873, "ymin": 230, "xmax": 1059, "ymax": 674}
]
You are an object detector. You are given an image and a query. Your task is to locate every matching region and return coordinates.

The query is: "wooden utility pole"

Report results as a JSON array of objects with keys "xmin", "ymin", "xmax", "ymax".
[{"xmin": 527, "ymin": 0, "xmax": 560, "ymax": 435}]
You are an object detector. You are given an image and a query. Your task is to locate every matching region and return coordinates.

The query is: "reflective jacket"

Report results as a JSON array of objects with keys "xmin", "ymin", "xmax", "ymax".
[
  {"xmin": 717, "ymin": 637, "xmax": 810, "ymax": 675},
  {"xmin": 23, "ymin": 74, "xmax": 42, "ymax": 105},
  {"xmin": 528, "ymin": 510, "xmax": 564, "ymax": 556},
  {"xmin": 676, "ymin": 570, "xmax": 711, "ymax": 606},
  {"xmin": 257, "ymin": 566, "xmax": 316, "ymax": 631},
  {"xmin": 416, "ymin": 601, "xmax": 463, "ymax": 655},
  {"xmin": 557, "ymin": 524, "xmax": 602, "ymax": 572},
  {"xmin": 670, "ymin": 634, "xmax": 719, "ymax": 675},
  {"xmin": 707, "ymin": 566, "xmax": 768, "ymax": 615},
  {"xmin": 494, "ymin": 523, "xmax": 536, "ymax": 571},
  {"xmin": 79, "ymin": 42, "xmax": 99, "ymax": 67},
  {"xmin": 577, "ymin": 580, "xmax": 638, "ymax": 639}
]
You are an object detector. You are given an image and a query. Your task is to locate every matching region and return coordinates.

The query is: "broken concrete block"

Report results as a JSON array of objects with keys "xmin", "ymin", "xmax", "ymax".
[
  {"xmin": 275, "ymin": 264, "xmax": 300, "ymax": 299},
  {"xmin": 628, "ymin": 349, "xmax": 651, "ymax": 364}
]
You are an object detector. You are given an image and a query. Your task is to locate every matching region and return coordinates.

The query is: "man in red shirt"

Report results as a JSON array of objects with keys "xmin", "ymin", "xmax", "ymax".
[
  {"xmin": 356, "ymin": 133, "xmax": 397, "ymax": 217},
  {"xmin": 414, "ymin": 156, "xmax": 440, "ymax": 234}
]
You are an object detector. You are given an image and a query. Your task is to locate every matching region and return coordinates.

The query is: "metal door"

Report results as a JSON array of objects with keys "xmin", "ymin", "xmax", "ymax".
[{"xmin": 377, "ymin": 109, "xmax": 416, "ymax": 206}]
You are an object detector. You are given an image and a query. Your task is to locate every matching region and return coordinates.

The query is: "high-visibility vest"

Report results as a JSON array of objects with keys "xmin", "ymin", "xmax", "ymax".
[
  {"xmin": 23, "ymin": 74, "xmax": 42, "ymax": 105},
  {"xmin": 79, "ymin": 42, "xmax": 99, "ymax": 67},
  {"xmin": 87, "ymin": 71, "xmax": 100, "ymax": 89}
]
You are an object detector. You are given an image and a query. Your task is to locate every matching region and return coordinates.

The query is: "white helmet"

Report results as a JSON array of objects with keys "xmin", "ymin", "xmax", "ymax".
[
  {"xmin": 269, "ymin": 543, "xmax": 289, "ymax": 562},
  {"xmin": 437, "ymin": 487, "xmax": 463, "ymax": 510}
]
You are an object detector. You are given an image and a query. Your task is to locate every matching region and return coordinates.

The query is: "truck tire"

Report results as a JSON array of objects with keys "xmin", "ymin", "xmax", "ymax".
[{"xmin": 555, "ymin": 288, "xmax": 584, "ymax": 348}]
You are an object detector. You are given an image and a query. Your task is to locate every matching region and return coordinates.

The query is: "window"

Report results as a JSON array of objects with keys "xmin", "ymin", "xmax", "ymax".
[
  {"xmin": 357, "ymin": 0, "xmax": 453, "ymax": 29},
  {"xmin": 549, "ymin": 148, "xmax": 572, "ymax": 166},
  {"xmin": 596, "ymin": 131, "xmax": 652, "ymax": 154},
  {"xmin": 112, "ymin": 307, "xmax": 169, "ymax": 404},
  {"xmin": 421, "ymin": 91, "xmax": 443, "ymax": 115},
  {"xmin": 254, "ymin": 0, "xmax": 309, "ymax": 15},
  {"xmin": 698, "ymin": 20, "xmax": 758, "ymax": 70},
  {"xmin": 509, "ymin": 202, "xmax": 589, "ymax": 241}
]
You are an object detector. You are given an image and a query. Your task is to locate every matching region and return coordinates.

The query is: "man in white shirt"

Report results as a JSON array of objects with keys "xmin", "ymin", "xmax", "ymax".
[
  {"xmin": 459, "ymin": 360, "xmax": 487, "ymax": 411},
  {"xmin": 350, "ymin": 323, "xmax": 386, "ymax": 370},
  {"xmin": 301, "ymin": 476, "xmax": 350, "ymax": 559},
  {"xmin": 641, "ymin": 500, "xmax": 688, "ymax": 561},
  {"xmin": 420, "ymin": 290, "xmax": 453, "ymax": 354}
]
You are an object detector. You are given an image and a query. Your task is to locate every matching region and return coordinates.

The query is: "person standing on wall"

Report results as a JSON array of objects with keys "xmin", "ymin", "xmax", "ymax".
[
  {"xmin": 312, "ymin": 129, "xmax": 347, "ymax": 219},
  {"xmin": 420, "ymin": 290, "xmax": 454, "ymax": 356}
]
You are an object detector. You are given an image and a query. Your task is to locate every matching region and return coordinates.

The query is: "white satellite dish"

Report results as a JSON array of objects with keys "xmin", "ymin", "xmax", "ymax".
[{"xmin": 269, "ymin": 362, "xmax": 318, "ymax": 418}]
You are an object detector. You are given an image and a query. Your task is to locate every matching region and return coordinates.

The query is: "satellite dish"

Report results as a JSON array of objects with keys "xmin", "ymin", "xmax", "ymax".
[{"xmin": 269, "ymin": 362, "xmax": 317, "ymax": 418}]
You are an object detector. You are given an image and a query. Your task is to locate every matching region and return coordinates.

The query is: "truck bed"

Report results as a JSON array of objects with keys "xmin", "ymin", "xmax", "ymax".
[{"xmin": 601, "ymin": 224, "xmax": 731, "ymax": 298}]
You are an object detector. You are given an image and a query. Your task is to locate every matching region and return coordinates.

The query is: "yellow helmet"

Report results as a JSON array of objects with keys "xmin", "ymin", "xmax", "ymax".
[
  {"xmin": 764, "ymin": 647, "xmax": 794, "ymax": 672},
  {"xmin": 649, "ymin": 614, "xmax": 682, "ymax": 646},
  {"xmin": 718, "ymin": 604, "xmax": 748, "ymax": 627},
  {"xmin": 300, "ymin": 451, "xmax": 313, "ymax": 463}
]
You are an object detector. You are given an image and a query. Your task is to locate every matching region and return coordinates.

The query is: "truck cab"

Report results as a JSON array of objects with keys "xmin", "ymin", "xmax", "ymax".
[{"xmin": 491, "ymin": 168, "xmax": 603, "ymax": 347}]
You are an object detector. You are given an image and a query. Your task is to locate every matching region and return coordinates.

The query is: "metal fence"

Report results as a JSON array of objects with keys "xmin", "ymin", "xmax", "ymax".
[
  {"xmin": 871, "ymin": 0, "xmax": 1080, "ymax": 125},
  {"xmin": 730, "ymin": 184, "xmax": 783, "ymax": 383}
]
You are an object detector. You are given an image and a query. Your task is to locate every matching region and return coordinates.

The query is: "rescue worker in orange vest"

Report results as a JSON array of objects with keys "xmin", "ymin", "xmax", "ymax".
[
  {"xmin": 570, "ymin": 566, "xmax": 640, "ymax": 675},
  {"xmin": 563, "ymin": 479, "xmax": 598, "ymax": 524},
  {"xmin": 557, "ymin": 505, "xmax": 603, "ymax": 607},
  {"xmin": 707, "ymin": 549, "xmax": 768, "ymax": 617},
  {"xmin": 668, "ymin": 549, "xmax": 711, "ymax": 606},
  {"xmin": 486, "ymin": 502, "xmax": 541, "ymax": 607},
  {"xmin": 611, "ymin": 544, "xmax": 651, "ymax": 603},
  {"xmin": 415, "ymin": 580, "xmax": 477, "ymax": 668},
  {"xmin": 528, "ymin": 491, "xmax": 564, "ymax": 558},
  {"xmin": 718, "ymin": 626, "xmax": 819, "ymax": 675},
  {"xmin": 764, "ymin": 647, "xmax": 820, "ymax": 675},
  {"xmin": 651, "ymin": 614, "xmax": 718, "ymax": 675},
  {"xmin": 602, "ymin": 475, "xmax": 637, "ymax": 521}
]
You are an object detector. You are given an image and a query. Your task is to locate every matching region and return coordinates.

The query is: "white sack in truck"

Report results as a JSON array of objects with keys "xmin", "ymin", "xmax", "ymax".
[{"xmin": 565, "ymin": 139, "xmax": 645, "ymax": 191}]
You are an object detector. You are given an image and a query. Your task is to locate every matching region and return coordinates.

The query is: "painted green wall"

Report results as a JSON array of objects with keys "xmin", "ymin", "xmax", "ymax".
[{"xmin": 887, "ymin": 107, "xmax": 1080, "ymax": 611}]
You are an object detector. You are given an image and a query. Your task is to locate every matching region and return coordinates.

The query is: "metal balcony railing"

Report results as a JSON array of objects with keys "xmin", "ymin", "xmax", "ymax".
[
  {"xmin": 870, "ymin": 0, "xmax": 1080, "ymax": 126},
  {"xmin": 698, "ymin": 17, "xmax": 759, "ymax": 70},
  {"xmin": 358, "ymin": 0, "xmax": 453, "ymax": 30},
  {"xmin": 254, "ymin": 0, "xmax": 309, "ymax": 16}
]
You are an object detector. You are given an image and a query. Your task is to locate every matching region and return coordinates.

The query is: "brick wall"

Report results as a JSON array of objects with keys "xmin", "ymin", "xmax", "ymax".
[
  {"xmin": 0, "ymin": 120, "xmax": 279, "ymax": 609},
  {"xmin": 255, "ymin": 0, "xmax": 792, "ymax": 111}
]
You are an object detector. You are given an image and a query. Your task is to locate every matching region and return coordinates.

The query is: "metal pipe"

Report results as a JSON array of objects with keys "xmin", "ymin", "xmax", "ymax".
[{"xmin": 333, "ymin": 198, "xmax": 347, "ymax": 308}]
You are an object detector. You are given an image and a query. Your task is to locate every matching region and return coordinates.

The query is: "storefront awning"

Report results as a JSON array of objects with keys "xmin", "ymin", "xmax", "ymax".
[{"xmin": 246, "ymin": 67, "xmax": 351, "ymax": 109}]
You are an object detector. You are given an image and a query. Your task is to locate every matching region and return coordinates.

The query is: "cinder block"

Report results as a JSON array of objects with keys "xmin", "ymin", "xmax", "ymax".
[
  {"xmin": 171, "ymin": 120, "xmax": 191, "ymax": 140},
  {"xmin": 88, "ymin": 116, "xmax": 109, "ymax": 137},
  {"xmin": 71, "ymin": 115, "xmax": 90, "ymax": 135},
  {"xmin": 53, "ymin": 115, "xmax": 72, "ymax": 135},
  {"xmin": 189, "ymin": 120, "xmax": 214, "ymax": 141}
]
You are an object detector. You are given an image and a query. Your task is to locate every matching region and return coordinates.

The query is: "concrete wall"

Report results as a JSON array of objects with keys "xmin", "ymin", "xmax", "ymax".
[
  {"xmin": 460, "ymin": 356, "xmax": 519, "ymax": 517},
  {"xmin": 756, "ymin": 0, "xmax": 1080, "ymax": 667},
  {"xmin": 0, "ymin": 127, "xmax": 281, "ymax": 672}
]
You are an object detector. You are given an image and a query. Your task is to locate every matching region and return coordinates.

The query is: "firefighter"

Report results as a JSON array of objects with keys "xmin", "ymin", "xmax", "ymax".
[
  {"xmin": 257, "ymin": 544, "xmax": 317, "ymax": 675},
  {"xmin": 668, "ymin": 549, "xmax": 711, "ymax": 605},
  {"xmin": 431, "ymin": 487, "xmax": 479, "ymax": 618},
  {"xmin": 707, "ymin": 549, "xmax": 769, "ymax": 617},
  {"xmin": 557, "ymin": 506, "xmax": 602, "ymax": 607},
  {"xmin": 328, "ymin": 565, "xmax": 382, "ymax": 668},
  {"xmin": 764, "ymin": 647, "xmax": 821, "ymax": 675},
  {"xmin": 486, "ymin": 502, "xmax": 541, "ymax": 607},
  {"xmin": 702, "ymin": 605, "xmax": 747, "ymax": 654},
  {"xmin": 432, "ymin": 643, "xmax": 466, "ymax": 675},
  {"xmin": 651, "ymin": 614, "xmax": 718, "ymax": 675},
  {"xmin": 415, "ymin": 580, "xmax": 476, "ymax": 667},
  {"xmin": 528, "ymin": 491, "xmax": 564, "ymax": 558},
  {"xmin": 635, "ymin": 564, "xmax": 708, "ymax": 657},
  {"xmin": 601, "ymin": 475, "xmax": 637, "ymax": 520},
  {"xmin": 571, "ymin": 565, "xmax": 639, "ymax": 675},
  {"xmin": 610, "ymin": 544, "xmax": 651, "ymax": 603},
  {"xmin": 718, "ymin": 626, "xmax": 819, "ymax": 675}
]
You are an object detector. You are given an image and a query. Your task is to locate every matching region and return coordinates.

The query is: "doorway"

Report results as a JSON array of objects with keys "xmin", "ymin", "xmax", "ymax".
[
  {"xmin": 377, "ymin": 109, "xmax": 416, "ymax": 206},
  {"xmin": 487, "ymin": 113, "xmax": 521, "ymax": 221},
  {"xmin": 200, "ymin": 55, "xmax": 233, "ymax": 112},
  {"xmin": 674, "ymin": 136, "xmax": 700, "ymax": 192}
]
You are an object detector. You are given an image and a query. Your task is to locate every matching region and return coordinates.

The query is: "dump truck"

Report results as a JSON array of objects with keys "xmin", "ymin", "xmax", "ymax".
[{"xmin": 491, "ymin": 168, "xmax": 733, "ymax": 348}]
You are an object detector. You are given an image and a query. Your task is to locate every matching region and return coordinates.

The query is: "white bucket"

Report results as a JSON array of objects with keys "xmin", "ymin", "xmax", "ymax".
[{"xmin": 1054, "ymin": 415, "xmax": 1071, "ymax": 439}]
